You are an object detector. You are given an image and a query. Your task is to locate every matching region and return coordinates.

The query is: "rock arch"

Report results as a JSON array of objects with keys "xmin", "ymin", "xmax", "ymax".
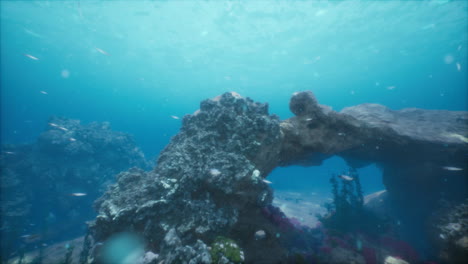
[{"xmin": 88, "ymin": 91, "xmax": 467, "ymax": 263}]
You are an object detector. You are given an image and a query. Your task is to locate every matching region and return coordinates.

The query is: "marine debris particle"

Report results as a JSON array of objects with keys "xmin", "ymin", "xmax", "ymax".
[
  {"xmin": 444, "ymin": 54, "xmax": 454, "ymax": 64},
  {"xmin": 209, "ymin": 168, "xmax": 221, "ymax": 176},
  {"xmin": 24, "ymin": 53, "xmax": 39, "ymax": 60},
  {"xmin": 251, "ymin": 169, "xmax": 261, "ymax": 183},
  {"xmin": 254, "ymin": 230, "xmax": 266, "ymax": 240},
  {"xmin": 339, "ymin": 174, "xmax": 354, "ymax": 181},
  {"xmin": 384, "ymin": 256, "xmax": 409, "ymax": 264},
  {"xmin": 61, "ymin": 69, "xmax": 70, "ymax": 78}
]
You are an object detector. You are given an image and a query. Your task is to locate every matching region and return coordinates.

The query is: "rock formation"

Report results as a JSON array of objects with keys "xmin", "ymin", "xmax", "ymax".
[
  {"xmin": 86, "ymin": 91, "xmax": 467, "ymax": 263},
  {"xmin": 282, "ymin": 91, "xmax": 467, "ymax": 260},
  {"xmin": 0, "ymin": 116, "xmax": 149, "ymax": 259},
  {"xmin": 89, "ymin": 92, "xmax": 290, "ymax": 263}
]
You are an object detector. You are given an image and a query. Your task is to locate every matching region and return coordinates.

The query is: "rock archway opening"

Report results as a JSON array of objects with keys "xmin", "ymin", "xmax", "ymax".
[{"xmin": 267, "ymin": 156, "xmax": 385, "ymax": 228}]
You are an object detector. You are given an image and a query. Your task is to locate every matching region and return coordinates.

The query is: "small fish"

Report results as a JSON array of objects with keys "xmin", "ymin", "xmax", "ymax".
[
  {"xmin": 171, "ymin": 115, "xmax": 180, "ymax": 120},
  {"xmin": 337, "ymin": 132, "xmax": 345, "ymax": 136},
  {"xmin": 21, "ymin": 234, "xmax": 41, "ymax": 243},
  {"xmin": 456, "ymin": 63, "xmax": 461, "ymax": 71},
  {"xmin": 440, "ymin": 233, "xmax": 446, "ymax": 239},
  {"xmin": 387, "ymin": 86, "xmax": 396, "ymax": 90},
  {"xmin": 209, "ymin": 168, "xmax": 221, "ymax": 177},
  {"xmin": 69, "ymin": 138, "xmax": 77, "ymax": 142},
  {"xmin": 24, "ymin": 53, "xmax": 39, "ymax": 60},
  {"xmin": 95, "ymin": 47, "xmax": 109, "ymax": 56},
  {"xmin": 339, "ymin": 174, "xmax": 354, "ymax": 181},
  {"xmin": 442, "ymin": 166, "xmax": 463, "ymax": 171},
  {"xmin": 3, "ymin": 151, "xmax": 15, "ymax": 155},
  {"xmin": 48, "ymin": 122, "xmax": 58, "ymax": 127},
  {"xmin": 40, "ymin": 91, "xmax": 48, "ymax": 95},
  {"xmin": 70, "ymin": 192, "xmax": 87, "ymax": 197},
  {"xmin": 262, "ymin": 179, "xmax": 272, "ymax": 184},
  {"xmin": 306, "ymin": 118, "xmax": 313, "ymax": 121},
  {"xmin": 24, "ymin": 28, "xmax": 43, "ymax": 38},
  {"xmin": 58, "ymin": 126, "xmax": 69, "ymax": 131}
]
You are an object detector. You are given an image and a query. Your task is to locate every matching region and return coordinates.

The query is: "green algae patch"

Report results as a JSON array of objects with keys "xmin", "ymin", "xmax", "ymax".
[{"xmin": 209, "ymin": 236, "xmax": 244, "ymax": 264}]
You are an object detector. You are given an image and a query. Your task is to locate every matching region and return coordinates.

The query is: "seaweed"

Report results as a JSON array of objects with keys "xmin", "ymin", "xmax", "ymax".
[{"xmin": 318, "ymin": 168, "xmax": 387, "ymax": 236}]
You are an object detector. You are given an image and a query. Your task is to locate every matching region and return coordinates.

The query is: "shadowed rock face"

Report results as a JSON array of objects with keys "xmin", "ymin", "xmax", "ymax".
[
  {"xmin": 89, "ymin": 91, "xmax": 467, "ymax": 263},
  {"xmin": 0, "ymin": 117, "xmax": 149, "ymax": 259}
]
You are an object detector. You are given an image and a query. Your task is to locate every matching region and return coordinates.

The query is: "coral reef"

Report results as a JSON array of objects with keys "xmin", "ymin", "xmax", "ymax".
[{"xmin": 0, "ymin": 117, "xmax": 149, "ymax": 259}]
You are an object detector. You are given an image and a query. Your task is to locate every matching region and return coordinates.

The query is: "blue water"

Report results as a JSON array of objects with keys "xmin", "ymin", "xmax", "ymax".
[{"xmin": 0, "ymin": 0, "xmax": 467, "ymax": 256}]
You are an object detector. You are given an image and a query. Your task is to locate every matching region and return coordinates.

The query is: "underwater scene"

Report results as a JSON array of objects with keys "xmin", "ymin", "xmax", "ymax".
[{"xmin": 1, "ymin": 1, "xmax": 467, "ymax": 264}]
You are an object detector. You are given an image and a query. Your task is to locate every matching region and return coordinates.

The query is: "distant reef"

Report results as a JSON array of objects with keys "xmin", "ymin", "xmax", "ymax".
[
  {"xmin": 85, "ymin": 91, "xmax": 467, "ymax": 263},
  {"xmin": 0, "ymin": 117, "xmax": 150, "ymax": 259}
]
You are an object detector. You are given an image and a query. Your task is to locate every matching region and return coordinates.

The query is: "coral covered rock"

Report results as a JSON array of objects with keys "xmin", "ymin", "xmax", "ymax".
[
  {"xmin": 89, "ymin": 92, "xmax": 288, "ymax": 263},
  {"xmin": 87, "ymin": 91, "xmax": 467, "ymax": 263},
  {"xmin": 428, "ymin": 199, "xmax": 468, "ymax": 263}
]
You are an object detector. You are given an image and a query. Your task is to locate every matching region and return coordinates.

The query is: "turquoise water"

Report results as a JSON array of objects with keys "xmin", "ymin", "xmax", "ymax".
[
  {"xmin": 1, "ymin": 1, "xmax": 466, "ymax": 155},
  {"xmin": 0, "ymin": 0, "xmax": 467, "ymax": 258}
]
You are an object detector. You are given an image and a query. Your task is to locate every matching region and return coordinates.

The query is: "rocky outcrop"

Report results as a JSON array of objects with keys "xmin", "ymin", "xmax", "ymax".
[
  {"xmin": 0, "ymin": 117, "xmax": 149, "ymax": 259},
  {"xmin": 281, "ymin": 91, "xmax": 467, "ymax": 167},
  {"xmin": 88, "ymin": 91, "xmax": 467, "ymax": 263},
  {"xmin": 281, "ymin": 91, "xmax": 467, "ymax": 255},
  {"xmin": 89, "ymin": 92, "xmax": 291, "ymax": 263},
  {"xmin": 427, "ymin": 199, "xmax": 468, "ymax": 263}
]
